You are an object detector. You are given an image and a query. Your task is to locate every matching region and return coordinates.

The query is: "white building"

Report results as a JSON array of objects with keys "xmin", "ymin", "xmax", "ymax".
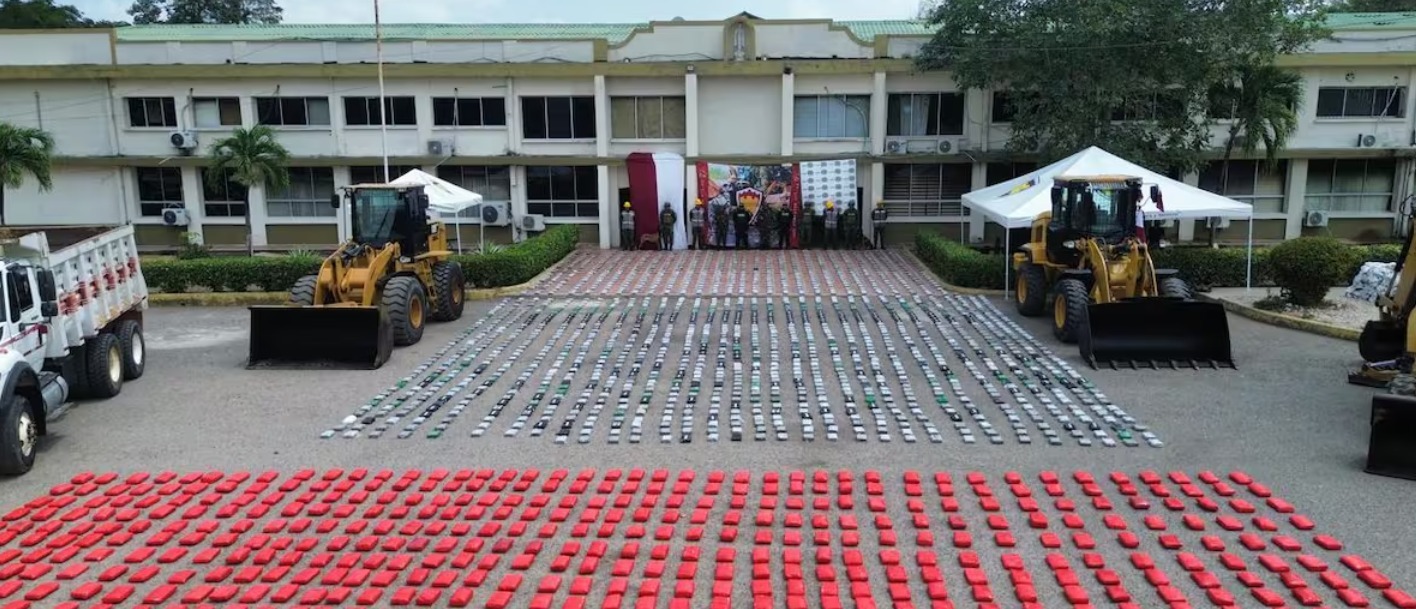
[{"xmin": 1, "ymin": 11, "xmax": 1414, "ymax": 249}]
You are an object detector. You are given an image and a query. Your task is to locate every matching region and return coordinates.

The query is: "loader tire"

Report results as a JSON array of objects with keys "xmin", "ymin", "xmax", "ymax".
[
  {"xmin": 289, "ymin": 275, "xmax": 319, "ymax": 306},
  {"xmin": 1359, "ymin": 320, "xmax": 1406, "ymax": 362},
  {"xmin": 384, "ymin": 275, "xmax": 427, "ymax": 347},
  {"xmin": 1015, "ymin": 262, "xmax": 1048, "ymax": 316},
  {"xmin": 83, "ymin": 333, "xmax": 124, "ymax": 399},
  {"xmin": 1160, "ymin": 276, "xmax": 1193, "ymax": 300},
  {"xmin": 1052, "ymin": 278, "xmax": 1090, "ymax": 344},
  {"xmin": 429, "ymin": 261, "xmax": 466, "ymax": 322}
]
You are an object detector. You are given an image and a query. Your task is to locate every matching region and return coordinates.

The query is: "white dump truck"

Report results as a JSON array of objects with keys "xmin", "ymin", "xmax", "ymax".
[{"xmin": 0, "ymin": 225, "xmax": 149, "ymax": 475}]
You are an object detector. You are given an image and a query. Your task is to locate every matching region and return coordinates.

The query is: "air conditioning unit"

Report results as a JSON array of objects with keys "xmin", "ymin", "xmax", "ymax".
[
  {"xmin": 161, "ymin": 208, "xmax": 189, "ymax": 227},
  {"xmin": 427, "ymin": 139, "xmax": 451, "ymax": 156},
  {"xmin": 884, "ymin": 139, "xmax": 907, "ymax": 154},
  {"xmin": 1358, "ymin": 133, "xmax": 1379, "ymax": 148},
  {"xmin": 937, "ymin": 139, "xmax": 954, "ymax": 154},
  {"xmin": 1304, "ymin": 210, "xmax": 1330, "ymax": 227},
  {"xmin": 169, "ymin": 131, "xmax": 198, "ymax": 150},
  {"xmin": 479, "ymin": 201, "xmax": 510, "ymax": 227},
  {"xmin": 520, "ymin": 214, "xmax": 546, "ymax": 232},
  {"xmin": 1206, "ymin": 216, "xmax": 1230, "ymax": 229}
]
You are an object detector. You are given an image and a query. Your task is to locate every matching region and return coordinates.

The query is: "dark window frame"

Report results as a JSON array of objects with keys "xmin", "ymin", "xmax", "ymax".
[
  {"xmin": 254, "ymin": 97, "xmax": 332, "ymax": 127},
  {"xmin": 126, "ymin": 97, "xmax": 178, "ymax": 128},
  {"xmin": 886, "ymin": 92, "xmax": 965, "ymax": 137},
  {"xmin": 431, "ymin": 97, "xmax": 507, "ymax": 127},
  {"xmin": 200, "ymin": 168, "xmax": 249, "ymax": 218},
  {"xmin": 525, "ymin": 165, "xmax": 600, "ymax": 218},
  {"xmin": 191, "ymin": 97, "xmax": 242, "ymax": 128},
  {"xmin": 134, "ymin": 166, "xmax": 184, "ymax": 217},
  {"xmin": 1315, "ymin": 86, "xmax": 1406, "ymax": 118},
  {"xmin": 520, "ymin": 96, "xmax": 597, "ymax": 140},
  {"xmin": 342, "ymin": 96, "xmax": 418, "ymax": 127}
]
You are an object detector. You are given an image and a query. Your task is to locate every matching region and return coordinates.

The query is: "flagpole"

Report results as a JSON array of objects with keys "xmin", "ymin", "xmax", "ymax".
[{"xmin": 374, "ymin": 0, "xmax": 389, "ymax": 182}]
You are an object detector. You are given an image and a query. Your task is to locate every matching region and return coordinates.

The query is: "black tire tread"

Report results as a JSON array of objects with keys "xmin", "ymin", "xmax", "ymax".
[
  {"xmin": 383, "ymin": 276, "xmax": 427, "ymax": 347},
  {"xmin": 115, "ymin": 319, "xmax": 145, "ymax": 381},
  {"xmin": 1053, "ymin": 278, "xmax": 1090, "ymax": 344},
  {"xmin": 1159, "ymin": 276, "xmax": 1193, "ymax": 300},
  {"xmin": 1016, "ymin": 262, "xmax": 1049, "ymax": 316},
  {"xmin": 1360, "ymin": 320, "xmax": 1407, "ymax": 362},
  {"xmin": 288, "ymin": 275, "xmax": 318, "ymax": 306},
  {"xmin": 83, "ymin": 333, "xmax": 123, "ymax": 399},
  {"xmin": 0, "ymin": 395, "xmax": 37, "ymax": 476},
  {"xmin": 429, "ymin": 261, "xmax": 466, "ymax": 322}
]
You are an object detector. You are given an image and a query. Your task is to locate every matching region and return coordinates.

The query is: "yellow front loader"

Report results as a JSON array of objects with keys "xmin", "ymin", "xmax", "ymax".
[
  {"xmin": 247, "ymin": 184, "xmax": 466, "ymax": 369},
  {"xmin": 1012, "ymin": 176, "xmax": 1233, "ymax": 369}
]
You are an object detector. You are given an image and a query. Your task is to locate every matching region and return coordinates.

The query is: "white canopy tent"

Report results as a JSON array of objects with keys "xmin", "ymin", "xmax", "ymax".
[
  {"xmin": 959, "ymin": 146, "xmax": 1259, "ymax": 292},
  {"xmin": 387, "ymin": 169, "xmax": 484, "ymax": 215}
]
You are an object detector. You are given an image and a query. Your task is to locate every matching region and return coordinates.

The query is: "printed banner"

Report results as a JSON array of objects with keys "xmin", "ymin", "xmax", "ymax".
[
  {"xmin": 696, "ymin": 162, "xmax": 800, "ymax": 249},
  {"xmin": 799, "ymin": 159, "xmax": 858, "ymax": 215}
]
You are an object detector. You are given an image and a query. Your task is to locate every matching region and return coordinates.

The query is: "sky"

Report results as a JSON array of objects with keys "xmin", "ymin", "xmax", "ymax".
[{"xmin": 71, "ymin": 0, "xmax": 926, "ymax": 24}]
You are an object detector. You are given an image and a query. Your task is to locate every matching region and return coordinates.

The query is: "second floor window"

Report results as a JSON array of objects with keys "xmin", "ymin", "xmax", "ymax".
[
  {"xmin": 127, "ymin": 97, "xmax": 177, "ymax": 128},
  {"xmin": 431, "ymin": 97, "xmax": 507, "ymax": 127},
  {"xmin": 193, "ymin": 97, "xmax": 241, "ymax": 128},
  {"xmin": 521, "ymin": 96, "xmax": 596, "ymax": 139},
  {"xmin": 343, "ymin": 96, "xmax": 417, "ymax": 127},
  {"xmin": 1316, "ymin": 86, "xmax": 1406, "ymax": 118},
  {"xmin": 887, "ymin": 93, "xmax": 964, "ymax": 137},
  {"xmin": 610, "ymin": 96, "xmax": 687, "ymax": 139},
  {"xmin": 793, "ymin": 95, "xmax": 869, "ymax": 138},
  {"xmin": 255, "ymin": 97, "xmax": 331, "ymax": 126}
]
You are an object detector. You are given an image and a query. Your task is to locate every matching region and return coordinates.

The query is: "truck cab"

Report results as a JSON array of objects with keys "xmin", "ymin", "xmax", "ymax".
[{"xmin": 0, "ymin": 262, "xmax": 68, "ymax": 476}]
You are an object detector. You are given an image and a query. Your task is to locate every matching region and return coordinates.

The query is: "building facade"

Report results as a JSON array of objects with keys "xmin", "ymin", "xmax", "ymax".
[{"xmin": 1, "ymin": 12, "xmax": 1414, "ymax": 249}]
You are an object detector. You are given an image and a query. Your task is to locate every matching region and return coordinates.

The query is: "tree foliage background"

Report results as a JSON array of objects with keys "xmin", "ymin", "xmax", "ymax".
[
  {"xmin": 915, "ymin": 0, "xmax": 1332, "ymax": 174},
  {"xmin": 128, "ymin": 0, "xmax": 282, "ymax": 25},
  {"xmin": 0, "ymin": 0, "xmax": 122, "ymax": 27}
]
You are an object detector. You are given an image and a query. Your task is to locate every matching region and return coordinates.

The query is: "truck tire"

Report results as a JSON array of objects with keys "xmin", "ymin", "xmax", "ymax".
[
  {"xmin": 383, "ymin": 276, "xmax": 427, "ymax": 347},
  {"xmin": 0, "ymin": 394, "xmax": 38, "ymax": 475},
  {"xmin": 1052, "ymin": 278, "xmax": 1090, "ymax": 344},
  {"xmin": 1015, "ymin": 262, "xmax": 1048, "ymax": 316},
  {"xmin": 83, "ymin": 333, "xmax": 124, "ymax": 399},
  {"xmin": 429, "ymin": 261, "xmax": 466, "ymax": 322},
  {"xmin": 289, "ymin": 275, "xmax": 319, "ymax": 306},
  {"xmin": 115, "ymin": 319, "xmax": 145, "ymax": 380}
]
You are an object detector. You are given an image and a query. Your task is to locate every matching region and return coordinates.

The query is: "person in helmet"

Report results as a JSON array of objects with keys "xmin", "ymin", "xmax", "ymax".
[
  {"xmin": 688, "ymin": 198, "xmax": 706, "ymax": 250},
  {"xmin": 842, "ymin": 202, "xmax": 860, "ymax": 249},
  {"xmin": 823, "ymin": 201, "xmax": 838, "ymax": 250},
  {"xmin": 659, "ymin": 202, "xmax": 678, "ymax": 250},
  {"xmin": 713, "ymin": 202, "xmax": 729, "ymax": 249},
  {"xmin": 620, "ymin": 202, "xmax": 635, "ymax": 251},
  {"xmin": 732, "ymin": 203, "xmax": 751, "ymax": 250},
  {"xmin": 871, "ymin": 200, "xmax": 889, "ymax": 249},
  {"xmin": 777, "ymin": 203, "xmax": 793, "ymax": 250}
]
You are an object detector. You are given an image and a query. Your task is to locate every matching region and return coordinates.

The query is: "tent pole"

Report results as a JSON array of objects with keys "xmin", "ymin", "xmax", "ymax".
[
  {"xmin": 1245, "ymin": 213, "xmax": 1253, "ymax": 291},
  {"xmin": 1003, "ymin": 230, "xmax": 1011, "ymax": 297}
]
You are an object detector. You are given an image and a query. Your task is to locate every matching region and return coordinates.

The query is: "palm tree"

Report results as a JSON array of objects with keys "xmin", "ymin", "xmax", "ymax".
[
  {"xmin": 207, "ymin": 125, "xmax": 290, "ymax": 256},
  {"xmin": 0, "ymin": 123, "xmax": 55, "ymax": 227},
  {"xmin": 1209, "ymin": 65, "xmax": 1303, "ymax": 244}
]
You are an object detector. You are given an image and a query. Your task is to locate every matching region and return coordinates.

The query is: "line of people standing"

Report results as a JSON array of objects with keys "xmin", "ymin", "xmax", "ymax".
[{"xmin": 621, "ymin": 199, "xmax": 891, "ymax": 250}]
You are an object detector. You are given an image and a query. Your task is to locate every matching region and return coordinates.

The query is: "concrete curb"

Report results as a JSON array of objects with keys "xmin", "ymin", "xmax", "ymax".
[
  {"xmin": 147, "ymin": 250, "xmax": 576, "ymax": 307},
  {"xmin": 901, "ymin": 249, "xmax": 1008, "ymax": 297},
  {"xmin": 1196, "ymin": 293, "xmax": 1360, "ymax": 342}
]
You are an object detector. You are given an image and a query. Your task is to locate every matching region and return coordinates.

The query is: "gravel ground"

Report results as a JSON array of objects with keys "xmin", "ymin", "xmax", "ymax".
[
  {"xmin": 1212, "ymin": 286, "xmax": 1378, "ymax": 329},
  {"xmin": 0, "ymin": 251, "xmax": 1410, "ymax": 608}
]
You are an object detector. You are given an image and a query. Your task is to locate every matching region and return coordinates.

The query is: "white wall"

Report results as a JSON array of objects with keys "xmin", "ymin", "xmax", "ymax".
[
  {"xmin": 698, "ymin": 76, "xmax": 780, "ymax": 156},
  {"xmin": 0, "ymin": 32, "xmax": 110, "ymax": 65},
  {"xmin": 0, "ymin": 81, "xmax": 116, "ymax": 157},
  {"xmin": 609, "ymin": 24, "xmax": 723, "ymax": 62},
  {"xmin": 3, "ymin": 167, "xmax": 125, "ymax": 225},
  {"xmin": 755, "ymin": 24, "xmax": 871, "ymax": 59},
  {"xmin": 115, "ymin": 40, "xmax": 593, "ymax": 65}
]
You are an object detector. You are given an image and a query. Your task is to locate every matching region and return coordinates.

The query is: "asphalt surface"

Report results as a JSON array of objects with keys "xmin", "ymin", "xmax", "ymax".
[{"xmin": 0, "ymin": 250, "xmax": 1411, "ymax": 609}]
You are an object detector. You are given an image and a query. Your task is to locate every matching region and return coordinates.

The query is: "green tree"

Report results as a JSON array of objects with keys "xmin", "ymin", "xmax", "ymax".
[
  {"xmin": 128, "ymin": 0, "xmax": 282, "ymax": 25},
  {"xmin": 0, "ymin": 123, "xmax": 54, "ymax": 226},
  {"xmin": 1207, "ymin": 65, "xmax": 1304, "ymax": 244},
  {"xmin": 1327, "ymin": 0, "xmax": 1416, "ymax": 10},
  {"xmin": 914, "ymin": 0, "xmax": 1330, "ymax": 174},
  {"xmin": 207, "ymin": 125, "xmax": 290, "ymax": 256},
  {"xmin": 0, "ymin": 0, "xmax": 123, "ymax": 28}
]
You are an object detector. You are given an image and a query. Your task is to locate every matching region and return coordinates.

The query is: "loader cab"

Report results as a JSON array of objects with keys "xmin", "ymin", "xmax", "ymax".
[
  {"xmin": 341, "ymin": 185, "xmax": 432, "ymax": 256},
  {"xmin": 1047, "ymin": 176, "xmax": 1142, "ymax": 263}
]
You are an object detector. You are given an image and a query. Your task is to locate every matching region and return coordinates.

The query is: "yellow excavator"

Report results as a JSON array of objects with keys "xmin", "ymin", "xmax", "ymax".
[
  {"xmin": 1012, "ymin": 175, "xmax": 1234, "ymax": 369},
  {"xmin": 247, "ymin": 183, "xmax": 466, "ymax": 369},
  {"xmin": 1350, "ymin": 213, "xmax": 1416, "ymax": 388}
]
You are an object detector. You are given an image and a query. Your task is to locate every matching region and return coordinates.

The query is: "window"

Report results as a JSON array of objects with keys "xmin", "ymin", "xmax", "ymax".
[
  {"xmin": 266, "ymin": 167, "xmax": 335, "ymax": 217},
  {"xmin": 1305, "ymin": 159, "xmax": 1396, "ymax": 213},
  {"xmin": 886, "ymin": 93, "xmax": 964, "ymax": 137},
  {"xmin": 134, "ymin": 167, "xmax": 184, "ymax": 217},
  {"xmin": 349, "ymin": 165, "xmax": 420, "ymax": 185},
  {"xmin": 1110, "ymin": 93, "xmax": 1185, "ymax": 122},
  {"xmin": 5, "ymin": 271, "xmax": 33, "ymax": 322},
  {"xmin": 437, "ymin": 166, "xmax": 512, "ymax": 218},
  {"xmin": 193, "ymin": 97, "xmax": 241, "ymax": 128},
  {"xmin": 126, "ymin": 97, "xmax": 177, "ymax": 128},
  {"xmin": 610, "ymin": 96, "xmax": 687, "ymax": 139},
  {"xmin": 991, "ymin": 92, "xmax": 1018, "ymax": 123},
  {"xmin": 1316, "ymin": 87, "xmax": 1405, "ymax": 118},
  {"xmin": 985, "ymin": 162, "xmax": 1037, "ymax": 186},
  {"xmin": 255, "ymin": 97, "xmax": 331, "ymax": 127},
  {"xmin": 521, "ymin": 97, "xmax": 596, "ymax": 139},
  {"xmin": 526, "ymin": 166, "xmax": 599, "ymax": 218},
  {"xmin": 793, "ymin": 96, "xmax": 869, "ymax": 138},
  {"xmin": 881, "ymin": 163, "xmax": 973, "ymax": 216},
  {"xmin": 431, "ymin": 97, "xmax": 507, "ymax": 127},
  {"xmin": 200, "ymin": 168, "xmax": 248, "ymax": 217},
  {"xmin": 1198, "ymin": 161, "xmax": 1287, "ymax": 214},
  {"xmin": 343, "ymin": 96, "xmax": 417, "ymax": 126}
]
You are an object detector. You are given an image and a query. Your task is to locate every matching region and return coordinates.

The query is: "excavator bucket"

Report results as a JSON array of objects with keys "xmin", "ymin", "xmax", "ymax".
[
  {"xmin": 247, "ymin": 305, "xmax": 393, "ymax": 370},
  {"xmin": 1079, "ymin": 298, "xmax": 1234, "ymax": 369}
]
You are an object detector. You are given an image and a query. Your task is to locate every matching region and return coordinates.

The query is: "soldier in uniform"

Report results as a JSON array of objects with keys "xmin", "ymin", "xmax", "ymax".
[
  {"xmin": 799, "ymin": 203, "xmax": 814, "ymax": 248},
  {"xmin": 759, "ymin": 203, "xmax": 777, "ymax": 250},
  {"xmin": 871, "ymin": 200, "xmax": 888, "ymax": 249},
  {"xmin": 620, "ymin": 202, "xmax": 635, "ymax": 251},
  {"xmin": 658, "ymin": 202, "xmax": 677, "ymax": 250},
  {"xmin": 842, "ymin": 202, "xmax": 860, "ymax": 249},
  {"xmin": 688, "ymin": 199, "xmax": 706, "ymax": 250},
  {"xmin": 732, "ymin": 203, "xmax": 752, "ymax": 250},
  {"xmin": 713, "ymin": 203, "xmax": 729, "ymax": 249},
  {"xmin": 777, "ymin": 204, "xmax": 793, "ymax": 250},
  {"xmin": 823, "ymin": 201, "xmax": 838, "ymax": 250}
]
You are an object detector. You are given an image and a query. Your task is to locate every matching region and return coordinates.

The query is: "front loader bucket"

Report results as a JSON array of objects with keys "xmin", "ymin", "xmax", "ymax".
[
  {"xmin": 1079, "ymin": 298, "xmax": 1234, "ymax": 369},
  {"xmin": 247, "ymin": 305, "xmax": 393, "ymax": 370}
]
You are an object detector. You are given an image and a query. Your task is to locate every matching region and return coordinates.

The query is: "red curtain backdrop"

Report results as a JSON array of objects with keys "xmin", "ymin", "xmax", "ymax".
[
  {"xmin": 625, "ymin": 153, "xmax": 663, "ymax": 249},
  {"xmin": 790, "ymin": 163, "xmax": 802, "ymax": 249}
]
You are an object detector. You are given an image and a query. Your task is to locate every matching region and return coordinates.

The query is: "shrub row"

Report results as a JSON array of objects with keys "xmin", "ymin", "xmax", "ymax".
[
  {"xmin": 913, "ymin": 229, "xmax": 1402, "ymax": 291},
  {"xmin": 143, "ymin": 224, "xmax": 580, "ymax": 293}
]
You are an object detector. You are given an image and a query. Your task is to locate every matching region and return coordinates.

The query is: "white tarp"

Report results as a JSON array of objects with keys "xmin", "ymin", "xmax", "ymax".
[
  {"xmin": 1345, "ymin": 261, "xmax": 1397, "ymax": 304},
  {"xmin": 387, "ymin": 169, "xmax": 484, "ymax": 215},
  {"xmin": 961, "ymin": 146, "xmax": 1253, "ymax": 229}
]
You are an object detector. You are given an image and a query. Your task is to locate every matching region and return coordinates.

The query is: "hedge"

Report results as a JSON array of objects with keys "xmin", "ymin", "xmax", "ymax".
[
  {"xmin": 143, "ymin": 224, "xmax": 580, "ymax": 293},
  {"xmin": 913, "ymin": 229, "xmax": 1403, "ymax": 291}
]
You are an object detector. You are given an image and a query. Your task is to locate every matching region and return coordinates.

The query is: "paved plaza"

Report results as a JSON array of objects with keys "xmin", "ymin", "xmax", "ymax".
[{"xmin": 0, "ymin": 248, "xmax": 1411, "ymax": 609}]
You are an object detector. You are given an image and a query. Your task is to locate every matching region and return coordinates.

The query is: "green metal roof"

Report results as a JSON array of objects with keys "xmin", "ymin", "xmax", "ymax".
[{"xmin": 109, "ymin": 12, "xmax": 1414, "ymax": 44}]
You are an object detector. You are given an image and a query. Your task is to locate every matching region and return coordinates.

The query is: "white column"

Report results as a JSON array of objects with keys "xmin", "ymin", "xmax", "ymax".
[
  {"xmin": 969, "ymin": 161, "xmax": 986, "ymax": 243},
  {"xmin": 594, "ymin": 75, "xmax": 612, "ymax": 248},
  {"xmin": 510, "ymin": 166, "xmax": 528, "ymax": 243},
  {"xmin": 597, "ymin": 165, "xmax": 612, "ymax": 249},
  {"xmin": 780, "ymin": 71, "xmax": 795, "ymax": 156},
  {"xmin": 685, "ymin": 72, "xmax": 700, "ymax": 158},
  {"xmin": 247, "ymin": 184, "xmax": 269, "ymax": 247},
  {"xmin": 505, "ymin": 77, "xmax": 521, "ymax": 154},
  {"xmin": 869, "ymin": 72, "xmax": 886, "ymax": 156},
  {"xmin": 332, "ymin": 166, "xmax": 351, "ymax": 242},
  {"xmin": 1178, "ymin": 172, "xmax": 1199, "ymax": 242},
  {"xmin": 178, "ymin": 166, "xmax": 205, "ymax": 243},
  {"xmin": 1284, "ymin": 159, "xmax": 1309, "ymax": 240},
  {"xmin": 868, "ymin": 162, "xmax": 883, "ymax": 238}
]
